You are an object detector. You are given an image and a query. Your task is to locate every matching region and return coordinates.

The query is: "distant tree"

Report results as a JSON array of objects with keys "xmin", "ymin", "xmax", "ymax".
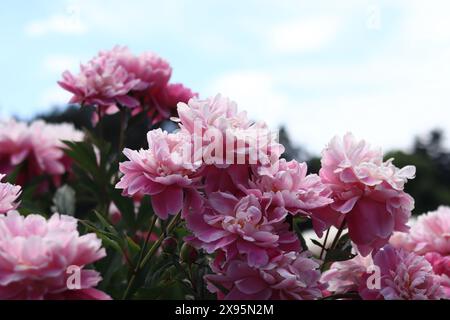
[
  {"xmin": 387, "ymin": 129, "xmax": 450, "ymax": 215},
  {"xmin": 279, "ymin": 126, "xmax": 309, "ymax": 162}
]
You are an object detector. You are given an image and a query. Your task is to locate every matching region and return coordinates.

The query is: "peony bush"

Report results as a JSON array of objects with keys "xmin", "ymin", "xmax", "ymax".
[{"xmin": 0, "ymin": 46, "xmax": 448, "ymax": 300}]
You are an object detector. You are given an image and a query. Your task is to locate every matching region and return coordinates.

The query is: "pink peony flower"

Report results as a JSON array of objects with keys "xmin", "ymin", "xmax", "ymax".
[
  {"xmin": 389, "ymin": 229, "xmax": 417, "ymax": 252},
  {"xmin": 0, "ymin": 119, "xmax": 83, "ymax": 187},
  {"xmin": 359, "ymin": 245, "xmax": 444, "ymax": 300},
  {"xmin": 0, "ymin": 174, "xmax": 21, "ymax": 214},
  {"xmin": 174, "ymin": 95, "xmax": 284, "ymax": 167},
  {"xmin": 59, "ymin": 46, "xmax": 196, "ymax": 124},
  {"xmin": 395, "ymin": 206, "xmax": 450, "ymax": 256},
  {"xmin": 186, "ymin": 192, "xmax": 299, "ymax": 267},
  {"xmin": 0, "ymin": 119, "xmax": 32, "ymax": 174},
  {"xmin": 206, "ymin": 251, "xmax": 325, "ymax": 300},
  {"xmin": 203, "ymin": 164, "xmax": 251, "ymax": 196},
  {"xmin": 389, "ymin": 207, "xmax": 450, "ymax": 298},
  {"xmin": 175, "ymin": 95, "xmax": 252, "ymax": 135},
  {"xmin": 116, "ymin": 129, "xmax": 199, "ymax": 220},
  {"xmin": 425, "ymin": 252, "xmax": 450, "ymax": 299},
  {"xmin": 321, "ymin": 254, "xmax": 373, "ymax": 295},
  {"xmin": 250, "ymin": 159, "xmax": 333, "ymax": 224},
  {"xmin": 116, "ymin": 49, "xmax": 172, "ymax": 89},
  {"xmin": 144, "ymin": 83, "xmax": 198, "ymax": 124},
  {"xmin": 28, "ymin": 121, "xmax": 84, "ymax": 176},
  {"xmin": 315, "ymin": 133, "xmax": 415, "ymax": 256},
  {"xmin": 0, "ymin": 211, "xmax": 110, "ymax": 300},
  {"xmin": 58, "ymin": 46, "xmax": 146, "ymax": 110}
]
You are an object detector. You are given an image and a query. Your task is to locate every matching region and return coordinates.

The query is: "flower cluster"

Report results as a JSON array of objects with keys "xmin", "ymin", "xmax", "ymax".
[
  {"xmin": 322, "ymin": 206, "xmax": 450, "ymax": 300},
  {"xmin": 390, "ymin": 206, "xmax": 450, "ymax": 298},
  {"xmin": 322, "ymin": 245, "xmax": 444, "ymax": 300},
  {"xmin": 117, "ymin": 95, "xmax": 333, "ymax": 299},
  {"xmin": 206, "ymin": 251, "xmax": 325, "ymax": 300},
  {"xmin": 0, "ymin": 119, "xmax": 83, "ymax": 186},
  {"xmin": 311, "ymin": 133, "xmax": 416, "ymax": 256},
  {"xmin": 58, "ymin": 46, "xmax": 197, "ymax": 123},
  {"xmin": 2, "ymin": 46, "xmax": 441, "ymax": 301},
  {"xmin": 0, "ymin": 211, "xmax": 109, "ymax": 300}
]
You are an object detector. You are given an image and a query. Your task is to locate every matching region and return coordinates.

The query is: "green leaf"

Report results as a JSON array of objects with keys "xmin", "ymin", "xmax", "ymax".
[
  {"xmin": 325, "ymin": 233, "xmax": 355, "ymax": 263},
  {"xmin": 311, "ymin": 239, "xmax": 326, "ymax": 249},
  {"xmin": 126, "ymin": 236, "xmax": 141, "ymax": 261},
  {"xmin": 93, "ymin": 210, "xmax": 119, "ymax": 236},
  {"xmin": 62, "ymin": 140, "xmax": 98, "ymax": 176},
  {"xmin": 293, "ymin": 218, "xmax": 309, "ymax": 251},
  {"xmin": 109, "ymin": 187, "xmax": 136, "ymax": 230},
  {"xmin": 80, "ymin": 220, "xmax": 123, "ymax": 254},
  {"xmin": 136, "ymin": 196, "xmax": 153, "ymax": 229}
]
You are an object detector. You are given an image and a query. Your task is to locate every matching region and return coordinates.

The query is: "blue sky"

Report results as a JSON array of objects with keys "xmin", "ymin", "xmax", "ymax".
[{"xmin": 1, "ymin": 0, "xmax": 450, "ymax": 154}]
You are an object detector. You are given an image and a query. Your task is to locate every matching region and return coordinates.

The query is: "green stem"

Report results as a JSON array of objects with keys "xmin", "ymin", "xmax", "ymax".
[
  {"xmin": 329, "ymin": 219, "xmax": 347, "ymax": 251},
  {"xmin": 96, "ymin": 108, "xmax": 103, "ymax": 140},
  {"xmin": 140, "ymin": 213, "xmax": 181, "ymax": 269},
  {"xmin": 122, "ymin": 212, "xmax": 181, "ymax": 299},
  {"xmin": 135, "ymin": 216, "xmax": 158, "ymax": 272},
  {"xmin": 320, "ymin": 219, "xmax": 347, "ymax": 272},
  {"xmin": 118, "ymin": 108, "xmax": 128, "ymax": 153},
  {"xmin": 319, "ymin": 228, "xmax": 330, "ymax": 260}
]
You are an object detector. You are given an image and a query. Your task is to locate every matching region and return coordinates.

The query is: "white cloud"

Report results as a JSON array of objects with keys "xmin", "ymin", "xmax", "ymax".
[
  {"xmin": 205, "ymin": 47, "xmax": 450, "ymax": 154},
  {"xmin": 284, "ymin": 93, "xmax": 450, "ymax": 154},
  {"xmin": 25, "ymin": 1, "xmax": 88, "ymax": 37},
  {"xmin": 267, "ymin": 16, "xmax": 342, "ymax": 54},
  {"xmin": 398, "ymin": 0, "xmax": 450, "ymax": 45},
  {"xmin": 25, "ymin": 12, "xmax": 87, "ymax": 37},
  {"xmin": 43, "ymin": 55, "xmax": 79, "ymax": 75},
  {"xmin": 206, "ymin": 71, "xmax": 290, "ymax": 128},
  {"xmin": 39, "ymin": 86, "xmax": 72, "ymax": 108}
]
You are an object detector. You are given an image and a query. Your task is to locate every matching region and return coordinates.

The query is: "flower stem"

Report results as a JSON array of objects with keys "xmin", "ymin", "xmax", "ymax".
[
  {"xmin": 329, "ymin": 219, "xmax": 347, "ymax": 251},
  {"xmin": 118, "ymin": 107, "xmax": 128, "ymax": 153},
  {"xmin": 122, "ymin": 212, "xmax": 181, "ymax": 299},
  {"xmin": 319, "ymin": 228, "xmax": 330, "ymax": 260},
  {"xmin": 140, "ymin": 213, "xmax": 181, "ymax": 269}
]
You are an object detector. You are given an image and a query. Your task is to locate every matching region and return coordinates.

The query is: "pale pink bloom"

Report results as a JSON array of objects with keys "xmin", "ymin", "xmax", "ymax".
[
  {"xmin": 116, "ymin": 129, "xmax": 199, "ymax": 220},
  {"xmin": 316, "ymin": 133, "xmax": 415, "ymax": 256},
  {"xmin": 406, "ymin": 206, "xmax": 450, "ymax": 255},
  {"xmin": 425, "ymin": 252, "xmax": 450, "ymax": 299},
  {"xmin": 0, "ymin": 211, "xmax": 110, "ymax": 300},
  {"xmin": 251, "ymin": 159, "xmax": 333, "ymax": 222},
  {"xmin": 0, "ymin": 119, "xmax": 31, "ymax": 174},
  {"xmin": 0, "ymin": 174, "xmax": 21, "ymax": 214},
  {"xmin": 116, "ymin": 50, "xmax": 172, "ymax": 89},
  {"xmin": 59, "ymin": 46, "xmax": 194, "ymax": 124},
  {"xmin": 28, "ymin": 121, "xmax": 84, "ymax": 176},
  {"xmin": 122, "ymin": 53, "xmax": 197, "ymax": 124},
  {"xmin": 175, "ymin": 95, "xmax": 252, "ymax": 135},
  {"xmin": 389, "ymin": 230, "xmax": 417, "ymax": 252},
  {"xmin": 0, "ymin": 120, "xmax": 83, "ymax": 186},
  {"xmin": 321, "ymin": 254, "xmax": 373, "ymax": 294},
  {"xmin": 186, "ymin": 192, "xmax": 299, "ymax": 267},
  {"xmin": 58, "ymin": 46, "xmax": 145, "ymax": 109},
  {"xmin": 206, "ymin": 251, "xmax": 325, "ymax": 300},
  {"xmin": 174, "ymin": 95, "xmax": 284, "ymax": 166},
  {"xmin": 360, "ymin": 245, "xmax": 444, "ymax": 300}
]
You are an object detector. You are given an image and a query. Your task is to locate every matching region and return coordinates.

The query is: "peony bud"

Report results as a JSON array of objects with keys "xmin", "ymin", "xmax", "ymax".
[
  {"xmin": 180, "ymin": 243, "xmax": 198, "ymax": 264},
  {"xmin": 162, "ymin": 237, "xmax": 178, "ymax": 254}
]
